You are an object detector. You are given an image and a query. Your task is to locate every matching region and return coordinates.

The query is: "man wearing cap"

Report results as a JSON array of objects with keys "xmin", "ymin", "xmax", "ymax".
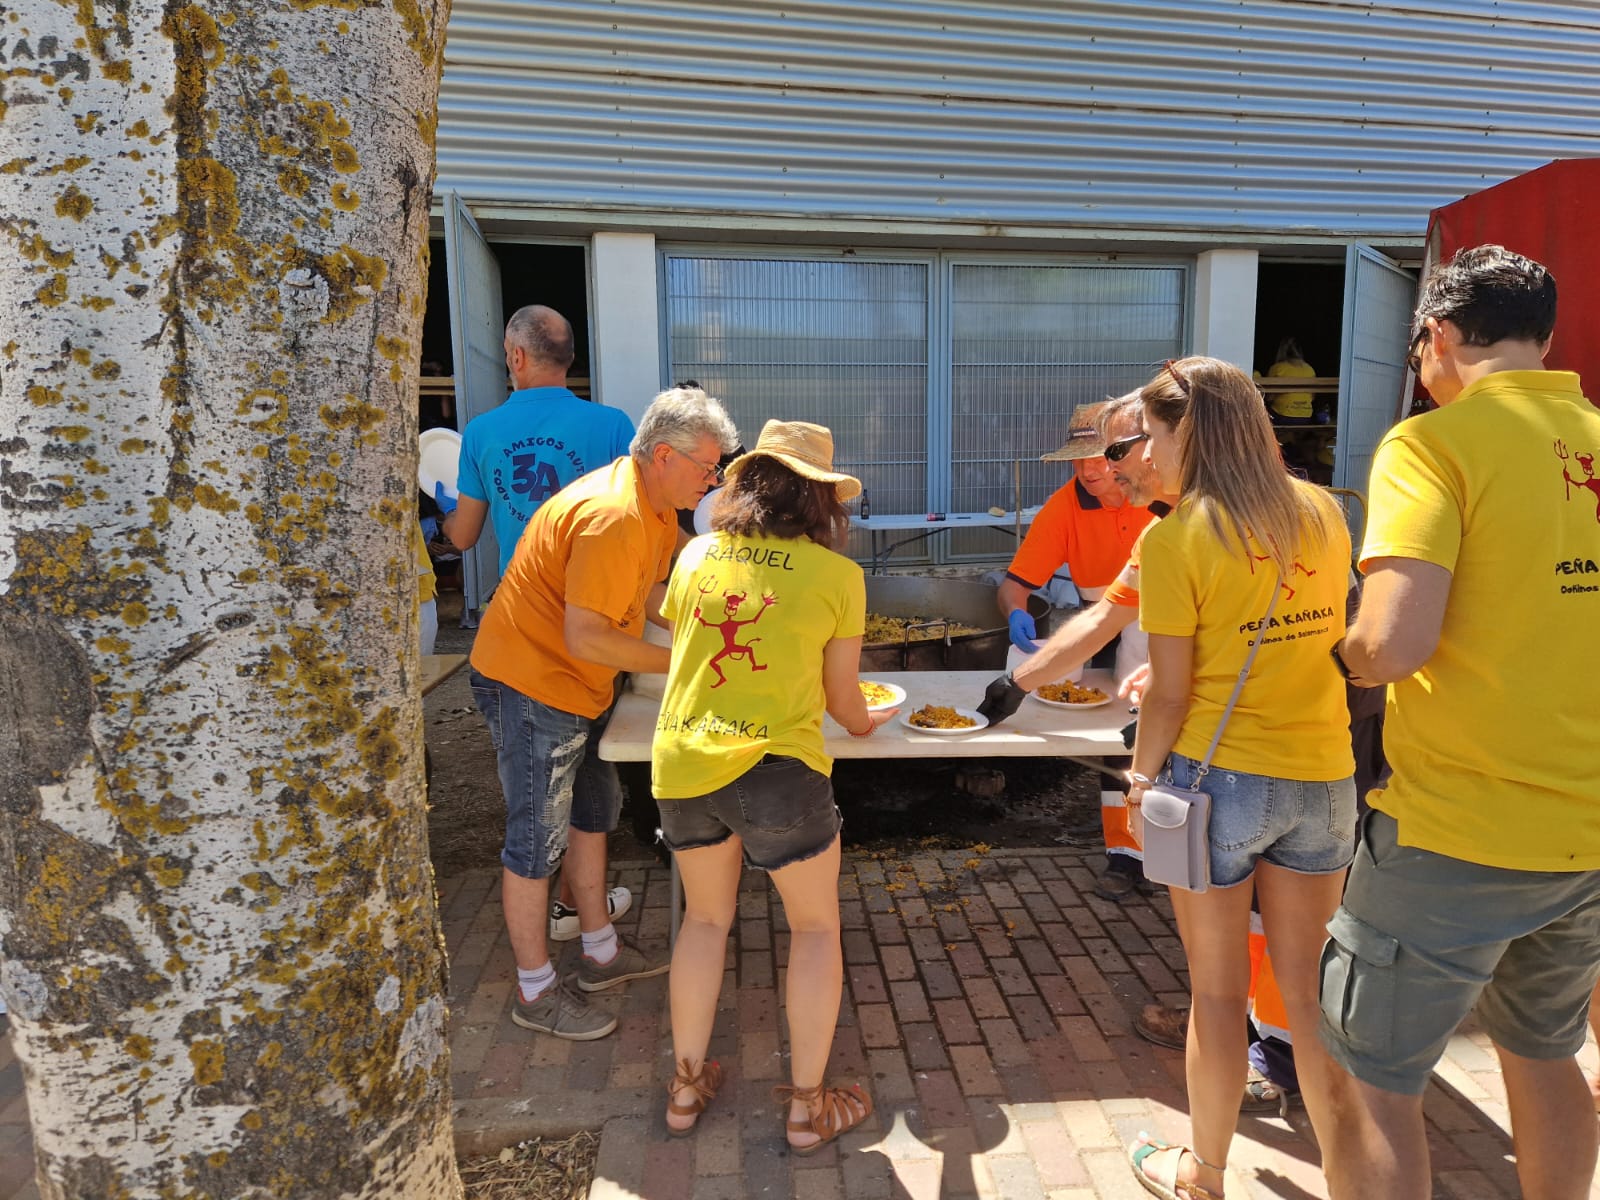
[
  {"xmin": 468, "ymin": 386, "xmax": 740, "ymax": 1040},
  {"xmin": 995, "ymin": 398, "xmax": 1157, "ymax": 900}
]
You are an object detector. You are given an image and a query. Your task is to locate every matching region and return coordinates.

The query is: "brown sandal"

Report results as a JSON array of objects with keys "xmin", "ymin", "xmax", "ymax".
[
  {"xmin": 772, "ymin": 1081, "xmax": 874, "ymax": 1156},
  {"xmin": 665, "ymin": 1058, "xmax": 721, "ymax": 1138}
]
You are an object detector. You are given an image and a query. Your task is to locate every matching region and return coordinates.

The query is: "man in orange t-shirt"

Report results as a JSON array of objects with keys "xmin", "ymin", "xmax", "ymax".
[{"xmin": 470, "ymin": 387, "xmax": 739, "ymax": 1041}]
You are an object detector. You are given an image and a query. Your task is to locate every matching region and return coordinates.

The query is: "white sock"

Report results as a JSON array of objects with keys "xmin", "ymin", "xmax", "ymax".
[
  {"xmin": 517, "ymin": 962, "xmax": 557, "ymax": 1003},
  {"xmin": 582, "ymin": 923, "xmax": 619, "ymax": 965}
]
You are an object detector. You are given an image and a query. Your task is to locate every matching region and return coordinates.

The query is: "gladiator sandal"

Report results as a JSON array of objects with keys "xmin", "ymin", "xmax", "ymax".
[
  {"xmin": 664, "ymin": 1058, "xmax": 722, "ymax": 1138},
  {"xmin": 772, "ymin": 1081, "xmax": 874, "ymax": 1156}
]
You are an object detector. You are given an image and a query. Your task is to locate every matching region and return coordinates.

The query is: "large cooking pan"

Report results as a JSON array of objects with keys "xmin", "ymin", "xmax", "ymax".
[{"xmin": 861, "ymin": 575, "xmax": 1053, "ymax": 672}]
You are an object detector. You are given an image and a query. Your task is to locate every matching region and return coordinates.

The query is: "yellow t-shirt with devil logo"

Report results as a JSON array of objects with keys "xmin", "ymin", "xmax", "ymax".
[{"xmin": 652, "ymin": 532, "xmax": 865, "ymax": 800}]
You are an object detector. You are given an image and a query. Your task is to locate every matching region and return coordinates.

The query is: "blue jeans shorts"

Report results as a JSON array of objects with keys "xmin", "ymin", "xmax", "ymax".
[
  {"xmin": 470, "ymin": 671, "xmax": 623, "ymax": 880},
  {"xmin": 1164, "ymin": 752, "xmax": 1357, "ymax": 889},
  {"xmin": 1320, "ymin": 809, "xmax": 1600, "ymax": 1095},
  {"xmin": 657, "ymin": 755, "xmax": 842, "ymax": 872}
]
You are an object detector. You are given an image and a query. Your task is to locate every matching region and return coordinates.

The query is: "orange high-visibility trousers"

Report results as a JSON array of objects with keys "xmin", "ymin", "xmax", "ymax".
[
  {"xmin": 1248, "ymin": 911, "xmax": 1292, "ymax": 1043},
  {"xmin": 1102, "ymin": 786, "xmax": 1143, "ymax": 862}
]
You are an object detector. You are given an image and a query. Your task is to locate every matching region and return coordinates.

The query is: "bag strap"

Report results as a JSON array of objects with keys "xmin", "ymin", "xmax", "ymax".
[{"xmin": 1187, "ymin": 572, "xmax": 1283, "ymax": 790}]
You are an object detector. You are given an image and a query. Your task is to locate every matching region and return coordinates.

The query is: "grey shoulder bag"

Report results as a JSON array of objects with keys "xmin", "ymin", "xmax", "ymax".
[{"xmin": 1139, "ymin": 576, "xmax": 1283, "ymax": 894}]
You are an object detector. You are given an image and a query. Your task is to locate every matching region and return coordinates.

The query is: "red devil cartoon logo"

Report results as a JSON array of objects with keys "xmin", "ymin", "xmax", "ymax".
[
  {"xmin": 692, "ymin": 579, "xmax": 778, "ymax": 688},
  {"xmin": 1557, "ymin": 440, "xmax": 1600, "ymax": 523}
]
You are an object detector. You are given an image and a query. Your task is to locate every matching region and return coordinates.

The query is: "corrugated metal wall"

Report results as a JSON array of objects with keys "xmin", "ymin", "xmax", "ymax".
[{"xmin": 437, "ymin": 0, "xmax": 1600, "ymax": 240}]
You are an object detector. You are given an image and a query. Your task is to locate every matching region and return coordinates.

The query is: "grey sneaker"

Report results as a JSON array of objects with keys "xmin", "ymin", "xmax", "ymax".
[
  {"xmin": 511, "ymin": 982, "xmax": 618, "ymax": 1041},
  {"xmin": 549, "ymin": 886, "xmax": 633, "ymax": 942},
  {"xmin": 576, "ymin": 937, "xmax": 670, "ymax": 992}
]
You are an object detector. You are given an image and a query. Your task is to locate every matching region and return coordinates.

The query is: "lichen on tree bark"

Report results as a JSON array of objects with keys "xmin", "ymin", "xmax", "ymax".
[{"xmin": 0, "ymin": 1, "xmax": 461, "ymax": 1195}]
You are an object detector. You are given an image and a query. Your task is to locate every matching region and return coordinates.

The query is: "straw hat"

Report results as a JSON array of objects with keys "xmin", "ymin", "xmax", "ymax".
[
  {"xmin": 1040, "ymin": 400, "xmax": 1111, "ymax": 462},
  {"xmin": 725, "ymin": 420, "xmax": 863, "ymax": 501}
]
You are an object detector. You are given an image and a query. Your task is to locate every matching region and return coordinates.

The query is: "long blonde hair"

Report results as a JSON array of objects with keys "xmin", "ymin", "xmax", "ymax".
[{"xmin": 1140, "ymin": 356, "xmax": 1331, "ymax": 573}]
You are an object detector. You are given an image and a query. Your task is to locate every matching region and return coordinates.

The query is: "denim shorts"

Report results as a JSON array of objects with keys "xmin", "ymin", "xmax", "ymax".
[
  {"xmin": 657, "ymin": 755, "xmax": 842, "ymax": 873},
  {"xmin": 470, "ymin": 671, "xmax": 623, "ymax": 880},
  {"xmin": 1164, "ymin": 752, "xmax": 1357, "ymax": 889},
  {"xmin": 1320, "ymin": 810, "xmax": 1600, "ymax": 1095}
]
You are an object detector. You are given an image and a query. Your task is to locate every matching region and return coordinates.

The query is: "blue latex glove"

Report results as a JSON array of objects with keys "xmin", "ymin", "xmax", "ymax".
[
  {"xmin": 1006, "ymin": 608, "xmax": 1037, "ymax": 652},
  {"xmin": 433, "ymin": 480, "xmax": 457, "ymax": 516}
]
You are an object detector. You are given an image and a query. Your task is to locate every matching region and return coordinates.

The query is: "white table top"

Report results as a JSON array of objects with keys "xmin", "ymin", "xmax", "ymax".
[
  {"xmin": 598, "ymin": 669, "xmax": 1133, "ymax": 762},
  {"xmin": 853, "ymin": 508, "xmax": 1042, "ymax": 533}
]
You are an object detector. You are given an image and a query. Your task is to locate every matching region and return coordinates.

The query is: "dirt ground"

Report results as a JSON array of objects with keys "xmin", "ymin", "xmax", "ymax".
[{"xmin": 423, "ymin": 596, "xmax": 1109, "ymax": 879}]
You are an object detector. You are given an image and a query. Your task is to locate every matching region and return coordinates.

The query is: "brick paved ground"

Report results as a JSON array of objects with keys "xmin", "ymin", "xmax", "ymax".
[{"xmin": 5, "ymin": 845, "xmax": 1599, "ymax": 1198}]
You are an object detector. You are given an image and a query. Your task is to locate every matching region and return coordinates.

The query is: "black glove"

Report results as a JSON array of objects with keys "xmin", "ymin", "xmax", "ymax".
[{"xmin": 977, "ymin": 670, "xmax": 1027, "ymax": 727}]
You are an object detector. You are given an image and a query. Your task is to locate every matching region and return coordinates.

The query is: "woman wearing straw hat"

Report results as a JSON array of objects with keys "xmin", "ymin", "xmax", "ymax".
[{"xmin": 652, "ymin": 420, "xmax": 891, "ymax": 1152}]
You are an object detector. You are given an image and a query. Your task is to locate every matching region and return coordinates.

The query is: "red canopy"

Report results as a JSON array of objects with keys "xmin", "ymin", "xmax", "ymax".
[{"xmin": 1428, "ymin": 158, "xmax": 1600, "ymax": 399}]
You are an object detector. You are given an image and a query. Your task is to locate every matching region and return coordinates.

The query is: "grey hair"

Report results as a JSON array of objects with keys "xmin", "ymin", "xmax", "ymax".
[
  {"xmin": 1097, "ymin": 388, "xmax": 1144, "ymax": 436},
  {"xmin": 631, "ymin": 387, "xmax": 740, "ymax": 464},
  {"xmin": 504, "ymin": 305, "xmax": 575, "ymax": 369}
]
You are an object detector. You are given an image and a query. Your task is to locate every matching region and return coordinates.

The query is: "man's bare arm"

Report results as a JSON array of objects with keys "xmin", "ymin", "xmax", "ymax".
[
  {"xmin": 564, "ymin": 604, "xmax": 671, "ymax": 674},
  {"xmin": 442, "ymin": 495, "xmax": 489, "ymax": 551},
  {"xmin": 1338, "ymin": 557, "xmax": 1452, "ymax": 685},
  {"xmin": 1012, "ymin": 599, "xmax": 1138, "ymax": 691}
]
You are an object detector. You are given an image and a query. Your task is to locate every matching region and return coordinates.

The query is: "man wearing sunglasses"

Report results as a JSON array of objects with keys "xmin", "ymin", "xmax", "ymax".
[
  {"xmin": 987, "ymin": 392, "xmax": 1169, "ymax": 901},
  {"xmin": 1319, "ymin": 246, "xmax": 1600, "ymax": 1199}
]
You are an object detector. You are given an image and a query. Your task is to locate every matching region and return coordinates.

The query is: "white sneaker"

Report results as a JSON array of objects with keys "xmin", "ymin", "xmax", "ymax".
[{"xmin": 549, "ymin": 887, "xmax": 632, "ymax": 942}]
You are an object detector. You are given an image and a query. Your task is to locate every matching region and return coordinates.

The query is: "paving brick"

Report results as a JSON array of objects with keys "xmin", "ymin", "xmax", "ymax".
[
  {"xmin": 857, "ymin": 1003, "xmax": 900, "ymax": 1050},
  {"xmin": 888, "ymin": 979, "xmax": 932, "ymax": 1023},
  {"xmin": 738, "ymin": 949, "xmax": 774, "ymax": 989},
  {"xmin": 848, "ymin": 963, "xmax": 888, "ymax": 1005},
  {"xmin": 737, "ymin": 917, "xmax": 771, "ymax": 952},
  {"xmin": 985, "ymin": 1154, "xmax": 1048, "ymax": 1200},
  {"xmin": 842, "ymin": 929, "xmax": 877, "ymax": 965},
  {"xmin": 903, "ymin": 1022, "xmax": 950, "ymax": 1072},
  {"xmin": 1015, "ymin": 936, "xmax": 1065, "ymax": 977},
  {"xmin": 791, "ymin": 1164, "xmax": 845, "ymax": 1200},
  {"xmin": 879, "ymin": 943, "xmax": 916, "ymax": 981},
  {"xmin": 907, "ymin": 927, "xmax": 945, "ymax": 962},
  {"xmin": 961, "ymin": 976, "xmax": 1008, "ymax": 1021},
  {"xmin": 866, "ymin": 1046, "xmax": 918, "ymax": 1106},
  {"xmin": 932, "ymin": 998, "xmax": 981, "ymax": 1045},
  {"xmin": 992, "ymin": 956, "xmax": 1037, "ymax": 997},
  {"xmin": 913, "ymin": 1068, "xmax": 968, "ymax": 1128},
  {"xmin": 869, "ymin": 912, "xmax": 905, "ymax": 942},
  {"xmin": 919, "ymin": 961, "xmax": 963, "ymax": 1001},
  {"xmin": 978, "ymin": 1016, "xmax": 1030, "ymax": 1068},
  {"xmin": 948, "ymin": 1043, "xmax": 1003, "ymax": 1097}
]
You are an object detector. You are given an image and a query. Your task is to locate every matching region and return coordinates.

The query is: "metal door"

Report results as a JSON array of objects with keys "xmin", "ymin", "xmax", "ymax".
[
  {"xmin": 444, "ymin": 192, "xmax": 505, "ymax": 619},
  {"xmin": 1336, "ymin": 245, "xmax": 1417, "ymax": 536}
]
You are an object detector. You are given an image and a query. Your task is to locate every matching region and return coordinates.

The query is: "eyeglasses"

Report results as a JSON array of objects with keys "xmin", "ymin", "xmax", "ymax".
[
  {"xmin": 1103, "ymin": 432, "xmax": 1150, "ymax": 463},
  {"xmin": 672, "ymin": 446, "xmax": 725, "ymax": 483},
  {"xmin": 1163, "ymin": 359, "xmax": 1193, "ymax": 396},
  {"xmin": 1405, "ymin": 327, "xmax": 1428, "ymax": 375}
]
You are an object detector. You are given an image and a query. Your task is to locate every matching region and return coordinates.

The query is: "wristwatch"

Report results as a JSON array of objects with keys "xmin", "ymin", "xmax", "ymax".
[{"xmin": 1329, "ymin": 639, "xmax": 1358, "ymax": 682}]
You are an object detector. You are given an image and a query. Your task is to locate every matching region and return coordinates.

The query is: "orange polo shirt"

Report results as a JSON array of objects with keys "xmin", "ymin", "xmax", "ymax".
[
  {"xmin": 1101, "ymin": 501, "xmax": 1173, "ymax": 608},
  {"xmin": 1006, "ymin": 478, "xmax": 1154, "ymax": 595},
  {"xmin": 470, "ymin": 457, "xmax": 676, "ymax": 718}
]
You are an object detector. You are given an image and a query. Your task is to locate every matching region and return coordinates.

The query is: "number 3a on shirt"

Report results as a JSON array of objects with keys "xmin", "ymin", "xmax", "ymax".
[{"xmin": 511, "ymin": 452, "xmax": 561, "ymax": 503}]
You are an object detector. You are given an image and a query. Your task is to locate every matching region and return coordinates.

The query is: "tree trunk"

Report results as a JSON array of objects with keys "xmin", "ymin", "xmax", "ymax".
[{"xmin": 0, "ymin": 1, "xmax": 461, "ymax": 1195}]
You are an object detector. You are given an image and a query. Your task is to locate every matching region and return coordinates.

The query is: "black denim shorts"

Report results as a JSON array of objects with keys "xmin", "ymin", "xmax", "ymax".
[{"xmin": 657, "ymin": 755, "xmax": 842, "ymax": 872}]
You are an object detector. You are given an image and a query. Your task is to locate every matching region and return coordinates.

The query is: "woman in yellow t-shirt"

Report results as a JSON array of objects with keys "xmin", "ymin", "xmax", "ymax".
[
  {"xmin": 652, "ymin": 421, "xmax": 894, "ymax": 1153},
  {"xmin": 1124, "ymin": 357, "xmax": 1355, "ymax": 1200}
]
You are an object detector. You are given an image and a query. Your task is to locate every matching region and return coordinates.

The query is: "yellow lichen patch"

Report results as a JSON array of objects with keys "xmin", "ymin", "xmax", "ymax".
[
  {"xmin": 95, "ymin": 634, "xmax": 131, "ymax": 654},
  {"xmin": 316, "ymin": 244, "xmax": 386, "ymax": 321},
  {"xmin": 122, "ymin": 601, "xmax": 150, "ymax": 626},
  {"xmin": 45, "ymin": 155, "xmax": 93, "ymax": 175},
  {"xmin": 374, "ymin": 335, "xmax": 408, "ymax": 362},
  {"xmin": 0, "ymin": 158, "xmax": 32, "ymax": 174},
  {"xmin": 74, "ymin": 111, "xmax": 102, "ymax": 134},
  {"xmin": 102, "ymin": 59, "xmax": 132, "ymax": 83},
  {"xmin": 189, "ymin": 1040, "xmax": 224, "ymax": 1086},
  {"xmin": 329, "ymin": 143, "xmax": 359, "ymax": 173},
  {"xmin": 150, "ymin": 857, "xmax": 185, "ymax": 888},
  {"xmin": 126, "ymin": 1034, "xmax": 154, "ymax": 1061},
  {"xmin": 129, "ymin": 118, "xmax": 151, "ymax": 137},
  {"xmin": 55, "ymin": 184, "xmax": 93, "ymax": 220},
  {"xmin": 120, "ymin": 438, "xmax": 149, "ymax": 453},
  {"xmin": 79, "ymin": 295, "xmax": 114, "ymax": 311},
  {"xmin": 36, "ymin": 274, "xmax": 68, "ymax": 306},
  {"xmin": 329, "ymin": 183, "xmax": 359, "ymax": 211},
  {"xmin": 317, "ymin": 398, "xmax": 384, "ymax": 438},
  {"xmin": 277, "ymin": 165, "xmax": 310, "ymax": 198},
  {"xmin": 16, "ymin": 233, "xmax": 75, "ymax": 268},
  {"xmin": 91, "ymin": 359, "xmax": 121, "ymax": 380},
  {"xmin": 47, "ymin": 425, "xmax": 91, "ymax": 443},
  {"xmin": 258, "ymin": 1041, "xmax": 283, "ymax": 1069},
  {"xmin": 69, "ymin": 347, "xmax": 92, "ymax": 365}
]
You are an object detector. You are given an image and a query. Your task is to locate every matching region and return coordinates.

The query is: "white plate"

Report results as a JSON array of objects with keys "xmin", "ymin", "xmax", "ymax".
[
  {"xmin": 857, "ymin": 681, "xmax": 907, "ymax": 712},
  {"xmin": 418, "ymin": 427, "xmax": 462, "ymax": 497},
  {"xmin": 900, "ymin": 706, "xmax": 989, "ymax": 735},
  {"xmin": 1028, "ymin": 689, "xmax": 1115, "ymax": 711}
]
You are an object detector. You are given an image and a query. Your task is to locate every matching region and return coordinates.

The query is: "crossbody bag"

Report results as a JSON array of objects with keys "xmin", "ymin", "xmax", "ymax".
[{"xmin": 1139, "ymin": 576, "xmax": 1283, "ymax": 894}]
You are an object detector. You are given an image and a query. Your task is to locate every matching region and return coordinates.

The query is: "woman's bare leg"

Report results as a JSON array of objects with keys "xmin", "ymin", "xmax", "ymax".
[{"xmin": 666, "ymin": 837, "xmax": 744, "ymax": 1132}]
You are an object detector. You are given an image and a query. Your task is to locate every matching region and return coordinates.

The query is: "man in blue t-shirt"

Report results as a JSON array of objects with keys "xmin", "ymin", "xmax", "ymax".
[{"xmin": 443, "ymin": 305, "xmax": 635, "ymax": 575}]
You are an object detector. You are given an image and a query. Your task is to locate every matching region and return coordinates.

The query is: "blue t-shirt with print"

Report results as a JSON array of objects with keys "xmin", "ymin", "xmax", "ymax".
[{"xmin": 456, "ymin": 387, "xmax": 636, "ymax": 573}]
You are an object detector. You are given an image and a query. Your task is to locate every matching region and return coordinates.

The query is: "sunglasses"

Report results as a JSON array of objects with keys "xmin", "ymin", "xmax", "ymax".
[
  {"xmin": 1103, "ymin": 432, "xmax": 1150, "ymax": 463},
  {"xmin": 1405, "ymin": 327, "xmax": 1428, "ymax": 375},
  {"xmin": 672, "ymin": 445, "xmax": 725, "ymax": 483}
]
